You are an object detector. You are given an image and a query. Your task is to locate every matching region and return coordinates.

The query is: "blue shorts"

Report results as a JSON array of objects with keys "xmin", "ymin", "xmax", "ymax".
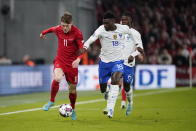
[
  {"xmin": 123, "ymin": 65, "xmax": 135, "ymax": 86},
  {"xmin": 99, "ymin": 60, "xmax": 124, "ymax": 84}
]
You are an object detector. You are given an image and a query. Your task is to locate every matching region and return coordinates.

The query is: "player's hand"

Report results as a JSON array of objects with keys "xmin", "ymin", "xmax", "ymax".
[
  {"xmin": 78, "ymin": 48, "xmax": 87, "ymax": 55},
  {"xmin": 128, "ymin": 55, "xmax": 134, "ymax": 63},
  {"xmin": 40, "ymin": 33, "xmax": 46, "ymax": 39},
  {"xmin": 72, "ymin": 58, "xmax": 81, "ymax": 68},
  {"xmin": 136, "ymin": 54, "xmax": 144, "ymax": 62},
  {"xmin": 137, "ymin": 47, "xmax": 144, "ymax": 55},
  {"xmin": 136, "ymin": 47, "xmax": 145, "ymax": 62}
]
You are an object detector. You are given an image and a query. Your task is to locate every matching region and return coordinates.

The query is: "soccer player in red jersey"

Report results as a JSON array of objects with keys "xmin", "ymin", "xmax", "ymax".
[{"xmin": 40, "ymin": 11, "xmax": 83, "ymax": 120}]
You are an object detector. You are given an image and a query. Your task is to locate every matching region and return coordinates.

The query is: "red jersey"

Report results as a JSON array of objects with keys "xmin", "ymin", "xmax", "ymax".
[{"xmin": 41, "ymin": 25, "xmax": 84, "ymax": 67}]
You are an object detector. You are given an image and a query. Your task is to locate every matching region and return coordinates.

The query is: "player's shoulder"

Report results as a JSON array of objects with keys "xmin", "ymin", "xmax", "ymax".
[
  {"xmin": 99, "ymin": 25, "xmax": 104, "ymax": 29},
  {"xmin": 72, "ymin": 25, "xmax": 83, "ymax": 35},
  {"xmin": 92, "ymin": 25, "xmax": 104, "ymax": 35},
  {"xmin": 130, "ymin": 28, "xmax": 141, "ymax": 36},
  {"xmin": 72, "ymin": 25, "xmax": 81, "ymax": 32},
  {"xmin": 116, "ymin": 24, "xmax": 129, "ymax": 29},
  {"xmin": 53, "ymin": 25, "xmax": 62, "ymax": 32},
  {"xmin": 116, "ymin": 23, "xmax": 128, "ymax": 28},
  {"xmin": 49, "ymin": 25, "xmax": 61, "ymax": 30},
  {"xmin": 115, "ymin": 24, "xmax": 130, "ymax": 32},
  {"xmin": 54, "ymin": 25, "xmax": 61, "ymax": 29},
  {"xmin": 97, "ymin": 25, "xmax": 105, "ymax": 31}
]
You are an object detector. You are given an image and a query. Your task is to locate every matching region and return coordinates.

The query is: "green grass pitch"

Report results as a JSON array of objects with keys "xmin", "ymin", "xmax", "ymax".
[{"xmin": 0, "ymin": 88, "xmax": 196, "ymax": 131}]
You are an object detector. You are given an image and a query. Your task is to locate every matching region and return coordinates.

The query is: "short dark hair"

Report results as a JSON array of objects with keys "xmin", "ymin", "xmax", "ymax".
[
  {"xmin": 61, "ymin": 11, "xmax": 72, "ymax": 24},
  {"xmin": 103, "ymin": 11, "xmax": 116, "ymax": 19},
  {"xmin": 122, "ymin": 11, "xmax": 133, "ymax": 24},
  {"xmin": 122, "ymin": 11, "xmax": 132, "ymax": 18}
]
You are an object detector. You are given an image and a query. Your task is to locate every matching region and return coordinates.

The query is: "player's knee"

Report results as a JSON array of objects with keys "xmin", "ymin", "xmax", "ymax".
[
  {"xmin": 124, "ymin": 82, "xmax": 130, "ymax": 92},
  {"xmin": 111, "ymin": 77, "xmax": 120, "ymax": 85},
  {"xmin": 111, "ymin": 72, "xmax": 122, "ymax": 85},
  {"xmin": 54, "ymin": 68, "xmax": 64, "ymax": 82},
  {"xmin": 54, "ymin": 75, "xmax": 62, "ymax": 82}
]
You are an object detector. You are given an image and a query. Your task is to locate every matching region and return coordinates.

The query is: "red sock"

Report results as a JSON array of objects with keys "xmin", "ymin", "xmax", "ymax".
[
  {"xmin": 50, "ymin": 80, "xmax": 59, "ymax": 102},
  {"xmin": 122, "ymin": 88, "xmax": 126, "ymax": 101},
  {"xmin": 69, "ymin": 93, "xmax": 77, "ymax": 109}
]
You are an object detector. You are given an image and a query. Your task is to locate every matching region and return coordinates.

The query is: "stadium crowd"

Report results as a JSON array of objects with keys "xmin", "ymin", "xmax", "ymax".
[
  {"xmin": 0, "ymin": 0, "xmax": 195, "ymax": 67},
  {"xmin": 85, "ymin": 0, "xmax": 196, "ymax": 66}
]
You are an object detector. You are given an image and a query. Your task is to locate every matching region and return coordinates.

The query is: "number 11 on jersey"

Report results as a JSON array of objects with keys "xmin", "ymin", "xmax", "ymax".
[{"xmin": 64, "ymin": 39, "xmax": 67, "ymax": 46}]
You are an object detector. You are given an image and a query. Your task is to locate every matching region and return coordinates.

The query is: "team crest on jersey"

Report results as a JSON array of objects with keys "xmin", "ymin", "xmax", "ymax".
[
  {"xmin": 113, "ymin": 34, "xmax": 117, "ymax": 40},
  {"xmin": 118, "ymin": 33, "xmax": 123, "ymax": 38},
  {"xmin": 126, "ymin": 34, "xmax": 131, "ymax": 40}
]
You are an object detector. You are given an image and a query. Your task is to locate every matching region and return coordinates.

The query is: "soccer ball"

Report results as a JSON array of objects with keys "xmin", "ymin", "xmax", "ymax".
[{"xmin": 59, "ymin": 104, "xmax": 73, "ymax": 117}]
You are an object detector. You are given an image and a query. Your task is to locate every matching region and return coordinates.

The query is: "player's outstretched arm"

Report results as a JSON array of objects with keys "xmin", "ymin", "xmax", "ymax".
[
  {"xmin": 40, "ymin": 33, "xmax": 46, "ymax": 39},
  {"xmin": 78, "ymin": 34, "xmax": 98, "ymax": 55},
  {"xmin": 79, "ymin": 26, "xmax": 101, "ymax": 55},
  {"xmin": 40, "ymin": 26, "xmax": 57, "ymax": 39}
]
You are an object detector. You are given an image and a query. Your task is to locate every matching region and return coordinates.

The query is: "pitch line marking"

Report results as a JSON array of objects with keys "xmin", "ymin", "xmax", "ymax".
[{"xmin": 0, "ymin": 88, "xmax": 190, "ymax": 116}]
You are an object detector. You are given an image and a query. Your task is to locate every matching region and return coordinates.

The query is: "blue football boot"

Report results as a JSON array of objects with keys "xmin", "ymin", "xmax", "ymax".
[
  {"xmin": 71, "ymin": 110, "xmax": 77, "ymax": 120},
  {"xmin": 42, "ymin": 101, "xmax": 54, "ymax": 111},
  {"xmin": 126, "ymin": 103, "xmax": 132, "ymax": 116}
]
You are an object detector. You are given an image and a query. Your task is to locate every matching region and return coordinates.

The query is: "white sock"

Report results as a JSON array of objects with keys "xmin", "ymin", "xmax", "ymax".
[
  {"xmin": 107, "ymin": 85, "xmax": 119, "ymax": 112},
  {"xmin": 126, "ymin": 86, "xmax": 133, "ymax": 106}
]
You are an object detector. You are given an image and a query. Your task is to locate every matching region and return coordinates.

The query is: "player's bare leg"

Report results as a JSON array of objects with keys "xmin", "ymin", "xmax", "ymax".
[
  {"xmin": 68, "ymin": 83, "xmax": 77, "ymax": 120},
  {"xmin": 105, "ymin": 85, "xmax": 110, "ymax": 101},
  {"xmin": 102, "ymin": 84, "xmax": 110, "ymax": 115},
  {"xmin": 100, "ymin": 83, "xmax": 109, "ymax": 115},
  {"xmin": 43, "ymin": 68, "xmax": 64, "ymax": 111}
]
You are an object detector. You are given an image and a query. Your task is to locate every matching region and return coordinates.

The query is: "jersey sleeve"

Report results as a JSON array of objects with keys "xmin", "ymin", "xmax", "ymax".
[
  {"xmin": 122, "ymin": 26, "xmax": 143, "ymax": 49},
  {"xmin": 84, "ymin": 25, "xmax": 102, "ymax": 49},
  {"xmin": 130, "ymin": 50, "xmax": 140, "ymax": 57},
  {"xmin": 75, "ymin": 30, "xmax": 84, "ymax": 49},
  {"xmin": 130, "ymin": 29, "xmax": 144, "ymax": 57},
  {"xmin": 131, "ymin": 30, "xmax": 143, "ymax": 49},
  {"xmin": 41, "ymin": 26, "xmax": 58, "ymax": 35}
]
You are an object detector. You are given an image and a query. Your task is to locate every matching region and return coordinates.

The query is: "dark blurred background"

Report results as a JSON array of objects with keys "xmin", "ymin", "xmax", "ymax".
[
  {"xmin": 0, "ymin": 0, "xmax": 195, "ymax": 66},
  {"xmin": 93, "ymin": 0, "xmax": 196, "ymax": 66}
]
